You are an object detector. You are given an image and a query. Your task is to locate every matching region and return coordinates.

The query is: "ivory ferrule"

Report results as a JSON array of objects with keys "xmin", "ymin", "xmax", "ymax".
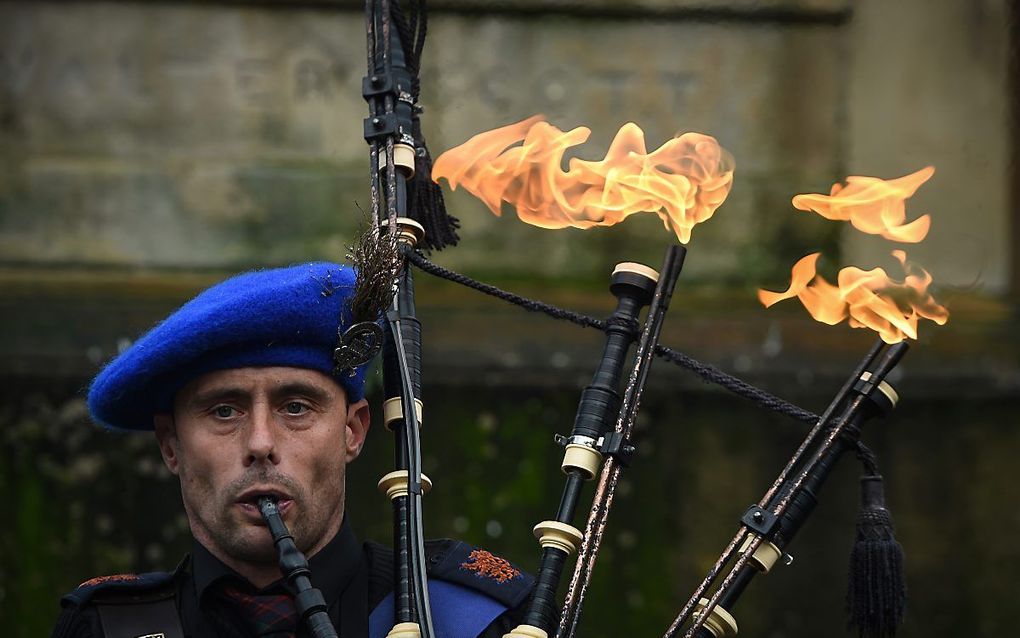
[
  {"xmin": 858, "ymin": 371, "xmax": 899, "ymax": 407},
  {"xmin": 385, "ymin": 622, "xmax": 422, "ymax": 638},
  {"xmin": 561, "ymin": 443, "xmax": 602, "ymax": 479},
  {"xmin": 612, "ymin": 261, "xmax": 660, "ymax": 282},
  {"xmin": 738, "ymin": 535, "xmax": 782, "ymax": 575},
  {"xmin": 533, "ymin": 521, "xmax": 584, "ymax": 555},
  {"xmin": 378, "ymin": 470, "xmax": 433, "ymax": 500},
  {"xmin": 694, "ymin": 598, "xmax": 739, "ymax": 638},
  {"xmin": 502, "ymin": 625, "xmax": 548, "ymax": 638},
  {"xmin": 380, "ymin": 217, "xmax": 425, "ymax": 247},
  {"xmin": 383, "ymin": 396, "xmax": 424, "ymax": 431},
  {"xmin": 378, "ymin": 143, "xmax": 416, "ymax": 177}
]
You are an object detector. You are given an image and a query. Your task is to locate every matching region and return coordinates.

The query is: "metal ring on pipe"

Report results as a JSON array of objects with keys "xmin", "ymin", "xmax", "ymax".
[
  {"xmin": 383, "ymin": 397, "xmax": 424, "ymax": 431},
  {"xmin": 693, "ymin": 598, "xmax": 739, "ymax": 638},
  {"xmin": 378, "ymin": 470, "xmax": 433, "ymax": 500},
  {"xmin": 532, "ymin": 521, "xmax": 584, "ymax": 555},
  {"xmin": 380, "ymin": 217, "xmax": 425, "ymax": 247}
]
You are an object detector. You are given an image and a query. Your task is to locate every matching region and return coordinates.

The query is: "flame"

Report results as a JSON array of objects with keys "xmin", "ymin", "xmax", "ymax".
[
  {"xmin": 791, "ymin": 166, "xmax": 935, "ymax": 242},
  {"xmin": 432, "ymin": 115, "xmax": 735, "ymax": 243},
  {"xmin": 758, "ymin": 250, "xmax": 948, "ymax": 343}
]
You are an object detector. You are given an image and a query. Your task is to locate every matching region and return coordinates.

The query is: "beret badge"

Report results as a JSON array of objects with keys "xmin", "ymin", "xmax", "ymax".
[{"xmin": 334, "ymin": 321, "xmax": 384, "ymax": 377}]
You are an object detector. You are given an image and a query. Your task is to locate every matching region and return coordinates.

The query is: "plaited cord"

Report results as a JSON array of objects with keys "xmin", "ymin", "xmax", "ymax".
[
  {"xmin": 855, "ymin": 441, "xmax": 880, "ymax": 474},
  {"xmin": 405, "ymin": 249, "xmax": 823, "ymax": 425}
]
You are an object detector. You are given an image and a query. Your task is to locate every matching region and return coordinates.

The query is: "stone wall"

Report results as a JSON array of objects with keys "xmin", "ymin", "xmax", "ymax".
[
  {"xmin": 7, "ymin": 0, "xmax": 999, "ymax": 284},
  {"xmin": 845, "ymin": 0, "xmax": 1012, "ymax": 294}
]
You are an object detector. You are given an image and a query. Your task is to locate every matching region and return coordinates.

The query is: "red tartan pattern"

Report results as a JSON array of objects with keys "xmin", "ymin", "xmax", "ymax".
[{"xmin": 221, "ymin": 585, "xmax": 298, "ymax": 637}]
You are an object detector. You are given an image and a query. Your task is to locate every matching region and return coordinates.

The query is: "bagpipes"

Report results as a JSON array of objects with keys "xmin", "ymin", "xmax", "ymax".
[
  {"xmin": 353, "ymin": 1, "xmax": 458, "ymax": 637},
  {"xmin": 401, "ymin": 248, "xmax": 910, "ymax": 638},
  {"xmin": 661, "ymin": 340, "xmax": 907, "ymax": 638},
  {"xmin": 493, "ymin": 252, "xmax": 909, "ymax": 638},
  {"xmin": 507, "ymin": 248, "xmax": 685, "ymax": 638},
  {"xmin": 258, "ymin": 2, "xmax": 911, "ymax": 637},
  {"xmin": 354, "ymin": 1, "xmax": 445, "ymax": 637}
]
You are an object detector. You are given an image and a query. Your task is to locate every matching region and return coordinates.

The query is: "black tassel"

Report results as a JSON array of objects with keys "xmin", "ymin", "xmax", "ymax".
[
  {"xmin": 390, "ymin": 0, "xmax": 460, "ymax": 252},
  {"xmin": 408, "ymin": 136, "xmax": 460, "ymax": 251},
  {"xmin": 846, "ymin": 474, "xmax": 906, "ymax": 638}
]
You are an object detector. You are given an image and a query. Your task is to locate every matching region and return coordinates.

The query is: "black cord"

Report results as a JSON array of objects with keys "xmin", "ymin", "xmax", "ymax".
[
  {"xmin": 405, "ymin": 249, "xmax": 821, "ymax": 425},
  {"xmin": 654, "ymin": 345, "xmax": 819, "ymax": 423},
  {"xmin": 855, "ymin": 441, "xmax": 880, "ymax": 475},
  {"xmin": 406, "ymin": 250, "xmax": 604, "ymax": 329}
]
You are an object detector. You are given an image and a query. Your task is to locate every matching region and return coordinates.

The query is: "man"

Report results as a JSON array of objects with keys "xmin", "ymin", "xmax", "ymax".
[{"xmin": 52, "ymin": 261, "xmax": 533, "ymax": 638}]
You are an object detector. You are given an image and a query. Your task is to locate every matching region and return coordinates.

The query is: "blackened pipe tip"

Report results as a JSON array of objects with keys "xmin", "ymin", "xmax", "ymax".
[
  {"xmin": 663, "ymin": 245, "xmax": 687, "ymax": 280},
  {"xmin": 880, "ymin": 341, "xmax": 910, "ymax": 368}
]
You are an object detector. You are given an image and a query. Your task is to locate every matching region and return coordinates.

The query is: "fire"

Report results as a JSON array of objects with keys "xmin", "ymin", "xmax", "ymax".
[
  {"xmin": 758, "ymin": 250, "xmax": 948, "ymax": 343},
  {"xmin": 432, "ymin": 115, "xmax": 735, "ymax": 243},
  {"xmin": 791, "ymin": 166, "xmax": 935, "ymax": 243}
]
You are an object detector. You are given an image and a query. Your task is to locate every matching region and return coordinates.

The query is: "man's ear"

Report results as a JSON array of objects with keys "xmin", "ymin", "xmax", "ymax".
[
  {"xmin": 153, "ymin": 413, "xmax": 181, "ymax": 475},
  {"xmin": 344, "ymin": 398, "xmax": 371, "ymax": 463}
]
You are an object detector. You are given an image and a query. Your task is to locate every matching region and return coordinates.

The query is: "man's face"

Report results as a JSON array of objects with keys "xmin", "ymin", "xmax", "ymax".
[{"xmin": 154, "ymin": 367, "xmax": 370, "ymax": 570}]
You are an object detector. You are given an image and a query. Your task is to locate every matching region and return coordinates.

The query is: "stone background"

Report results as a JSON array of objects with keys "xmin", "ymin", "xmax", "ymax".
[
  {"xmin": 1, "ymin": 0, "xmax": 1010, "ymax": 288},
  {"xmin": 1, "ymin": 1, "xmax": 1017, "ymax": 636}
]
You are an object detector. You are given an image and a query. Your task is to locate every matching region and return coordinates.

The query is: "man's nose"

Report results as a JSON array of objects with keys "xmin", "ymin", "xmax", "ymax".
[{"xmin": 244, "ymin": 405, "xmax": 280, "ymax": 466}]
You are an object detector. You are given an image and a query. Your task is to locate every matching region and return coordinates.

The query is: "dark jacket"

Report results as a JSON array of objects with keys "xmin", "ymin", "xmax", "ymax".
[{"xmin": 51, "ymin": 522, "xmax": 533, "ymax": 638}]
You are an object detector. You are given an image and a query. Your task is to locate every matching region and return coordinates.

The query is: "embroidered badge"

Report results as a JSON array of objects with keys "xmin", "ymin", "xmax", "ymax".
[
  {"xmin": 460, "ymin": 549, "xmax": 521, "ymax": 583},
  {"xmin": 77, "ymin": 574, "xmax": 141, "ymax": 588}
]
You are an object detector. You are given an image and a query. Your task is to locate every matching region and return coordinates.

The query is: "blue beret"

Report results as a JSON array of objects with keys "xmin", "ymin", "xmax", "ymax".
[{"xmin": 88, "ymin": 262, "xmax": 371, "ymax": 431}]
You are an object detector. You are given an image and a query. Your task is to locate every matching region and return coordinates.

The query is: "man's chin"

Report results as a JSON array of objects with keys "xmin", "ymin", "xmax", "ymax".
[
  {"xmin": 220, "ymin": 530, "xmax": 279, "ymax": 566},
  {"xmin": 210, "ymin": 514, "xmax": 279, "ymax": 562}
]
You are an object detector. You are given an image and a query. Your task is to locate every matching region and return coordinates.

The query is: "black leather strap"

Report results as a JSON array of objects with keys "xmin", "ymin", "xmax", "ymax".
[{"xmin": 96, "ymin": 591, "xmax": 185, "ymax": 638}]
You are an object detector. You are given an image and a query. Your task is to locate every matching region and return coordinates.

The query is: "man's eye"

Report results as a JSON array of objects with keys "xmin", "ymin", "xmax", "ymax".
[
  {"xmin": 213, "ymin": 405, "xmax": 236, "ymax": 418},
  {"xmin": 284, "ymin": 402, "xmax": 309, "ymax": 415}
]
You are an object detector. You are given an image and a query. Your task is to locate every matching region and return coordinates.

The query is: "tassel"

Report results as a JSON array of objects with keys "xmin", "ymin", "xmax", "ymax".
[
  {"xmin": 408, "ymin": 138, "xmax": 460, "ymax": 251},
  {"xmin": 390, "ymin": 0, "xmax": 460, "ymax": 252},
  {"xmin": 846, "ymin": 474, "xmax": 906, "ymax": 638}
]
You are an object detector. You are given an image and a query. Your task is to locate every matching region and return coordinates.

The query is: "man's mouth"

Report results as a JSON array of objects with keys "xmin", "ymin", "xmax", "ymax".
[{"xmin": 236, "ymin": 488, "xmax": 294, "ymax": 519}]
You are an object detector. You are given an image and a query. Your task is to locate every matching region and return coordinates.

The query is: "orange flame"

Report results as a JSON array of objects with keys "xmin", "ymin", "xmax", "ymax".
[
  {"xmin": 432, "ymin": 115, "xmax": 735, "ymax": 243},
  {"xmin": 791, "ymin": 166, "xmax": 935, "ymax": 242},
  {"xmin": 758, "ymin": 250, "xmax": 948, "ymax": 343}
]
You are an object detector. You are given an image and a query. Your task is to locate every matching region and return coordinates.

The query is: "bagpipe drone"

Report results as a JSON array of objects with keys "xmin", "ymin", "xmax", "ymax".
[{"xmin": 262, "ymin": 2, "xmax": 948, "ymax": 637}]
